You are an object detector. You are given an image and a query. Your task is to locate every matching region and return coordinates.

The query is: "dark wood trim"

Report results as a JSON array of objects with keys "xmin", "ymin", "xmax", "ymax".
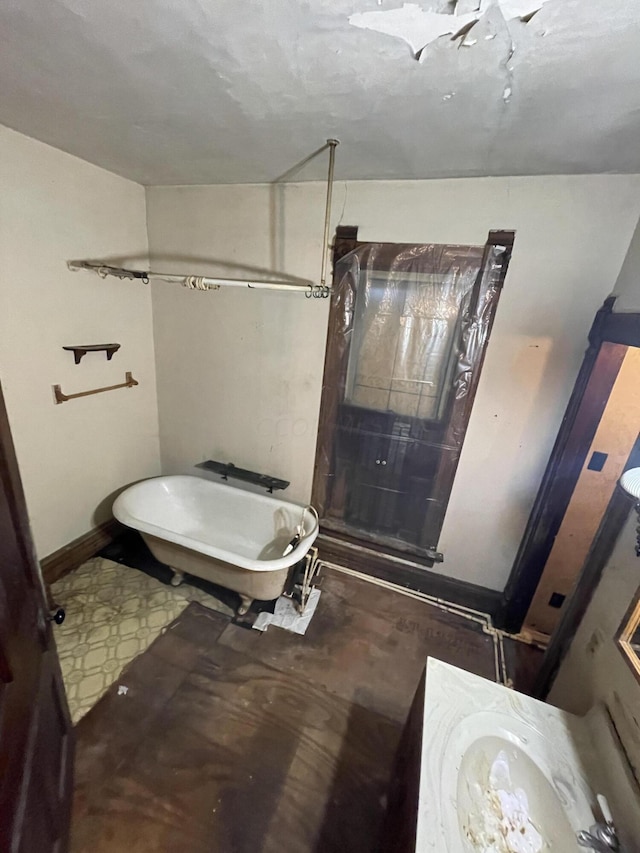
[
  {"xmin": 499, "ymin": 297, "xmax": 629, "ymax": 632},
  {"xmin": 487, "ymin": 230, "xmax": 516, "ymax": 248},
  {"xmin": 533, "ymin": 485, "xmax": 635, "ymax": 699},
  {"xmin": 598, "ymin": 308, "xmax": 640, "ymax": 348},
  {"xmin": 311, "ymin": 225, "xmax": 361, "ymax": 517},
  {"xmin": 422, "ymin": 232, "xmax": 514, "ymax": 545},
  {"xmin": 40, "ymin": 518, "xmax": 123, "ymax": 585},
  {"xmin": 320, "ymin": 518, "xmax": 437, "ymax": 564},
  {"xmin": 317, "ymin": 533, "xmax": 502, "ymax": 618},
  {"xmin": 332, "ymin": 224, "xmax": 360, "ymax": 261}
]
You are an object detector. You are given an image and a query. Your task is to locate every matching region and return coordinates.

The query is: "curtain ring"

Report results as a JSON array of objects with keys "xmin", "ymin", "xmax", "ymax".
[{"xmin": 305, "ymin": 284, "xmax": 313, "ymax": 299}]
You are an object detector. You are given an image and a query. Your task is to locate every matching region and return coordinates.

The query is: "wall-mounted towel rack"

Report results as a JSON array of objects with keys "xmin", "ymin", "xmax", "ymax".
[{"xmin": 53, "ymin": 371, "xmax": 138, "ymax": 404}]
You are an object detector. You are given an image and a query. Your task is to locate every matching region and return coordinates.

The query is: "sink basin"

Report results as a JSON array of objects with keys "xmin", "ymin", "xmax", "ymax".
[
  {"xmin": 455, "ymin": 736, "xmax": 577, "ymax": 852},
  {"xmin": 439, "ymin": 712, "xmax": 592, "ymax": 852},
  {"xmin": 417, "ymin": 660, "xmax": 597, "ymax": 852}
]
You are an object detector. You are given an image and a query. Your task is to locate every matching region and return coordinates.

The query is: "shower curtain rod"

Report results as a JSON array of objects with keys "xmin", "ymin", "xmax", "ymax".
[
  {"xmin": 66, "ymin": 262, "xmax": 321, "ymax": 293},
  {"xmin": 68, "ymin": 139, "xmax": 340, "ymax": 297}
]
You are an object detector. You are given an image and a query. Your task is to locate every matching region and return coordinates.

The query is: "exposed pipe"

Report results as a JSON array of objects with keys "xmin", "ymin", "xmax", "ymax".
[
  {"xmin": 320, "ymin": 139, "xmax": 340, "ymax": 290},
  {"xmin": 323, "ymin": 559, "xmax": 509, "ymax": 686}
]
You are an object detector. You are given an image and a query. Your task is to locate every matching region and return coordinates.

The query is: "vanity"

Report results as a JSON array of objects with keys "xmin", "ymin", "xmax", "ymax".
[{"xmin": 382, "ymin": 658, "xmax": 640, "ymax": 852}]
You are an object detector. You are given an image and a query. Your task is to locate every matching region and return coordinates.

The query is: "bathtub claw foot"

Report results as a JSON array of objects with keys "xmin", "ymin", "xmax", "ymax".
[
  {"xmin": 237, "ymin": 595, "xmax": 253, "ymax": 616},
  {"xmin": 170, "ymin": 570, "xmax": 184, "ymax": 587}
]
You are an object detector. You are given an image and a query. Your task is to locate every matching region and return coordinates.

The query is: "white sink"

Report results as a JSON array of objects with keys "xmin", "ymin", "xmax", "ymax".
[
  {"xmin": 455, "ymin": 737, "xmax": 575, "ymax": 851},
  {"xmin": 452, "ymin": 732, "xmax": 586, "ymax": 851},
  {"xmin": 417, "ymin": 660, "xmax": 597, "ymax": 852}
]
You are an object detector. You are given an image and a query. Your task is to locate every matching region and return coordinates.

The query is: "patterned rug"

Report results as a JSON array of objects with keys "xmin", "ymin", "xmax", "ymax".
[{"xmin": 51, "ymin": 557, "xmax": 233, "ymax": 723}]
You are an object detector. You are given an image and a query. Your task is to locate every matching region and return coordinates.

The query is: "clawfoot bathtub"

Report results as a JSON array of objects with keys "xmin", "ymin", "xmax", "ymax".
[{"xmin": 112, "ymin": 475, "xmax": 319, "ymax": 614}]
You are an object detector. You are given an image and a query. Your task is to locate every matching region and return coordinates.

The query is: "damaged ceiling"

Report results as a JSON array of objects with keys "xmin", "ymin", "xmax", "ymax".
[
  {"xmin": 349, "ymin": 0, "xmax": 554, "ymax": 59},
  {"xmin": 1, "ymin": 0, "xmax": 639, "ymax": 184}
]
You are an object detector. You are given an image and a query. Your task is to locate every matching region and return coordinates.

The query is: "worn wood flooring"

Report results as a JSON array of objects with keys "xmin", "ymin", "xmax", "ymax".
[{"xmin": 71, "ymin": 567, "xmax": 540, "ymax": 853}]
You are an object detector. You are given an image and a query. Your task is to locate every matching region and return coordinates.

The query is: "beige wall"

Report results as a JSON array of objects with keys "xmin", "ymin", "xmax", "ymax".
[
  {"xmin": 4, "ymin": 120, "xmax": 638, "ymax": 592},
  {"xmin": 147, "ymin": 175, "xmax": 640, "ymax": 592},
  {"xmin": 612, "ymin": 215, "xmax": 640, "ymax": 312},
  {"xmin": 0, "ymin": 125, "xmax": 160, "ymax": 558},
  {"xmin": 549, "ymin": 507, "xmax": 640, "ymax": 788}
]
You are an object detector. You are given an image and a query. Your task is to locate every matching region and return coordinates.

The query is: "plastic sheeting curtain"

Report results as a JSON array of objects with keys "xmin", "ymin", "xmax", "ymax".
[{"xmin": 313, "ymin": 235, "xmax": 512, "ymax": 560}]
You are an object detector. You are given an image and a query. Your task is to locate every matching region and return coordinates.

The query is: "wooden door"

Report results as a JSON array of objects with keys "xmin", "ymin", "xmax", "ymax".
[
  {"xmin": 500, "ymin": 298, "xmax": 640, "ymax": 634},
  {"xmin": 0, "ymin": 382, "xmax": 74, "ymax": 852},
  {"xmin": 523, "ymin": 344, "xmax": 640, "ymax": 637}
]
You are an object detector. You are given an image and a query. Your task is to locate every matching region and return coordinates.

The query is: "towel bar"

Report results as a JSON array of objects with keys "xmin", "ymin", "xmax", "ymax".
[{"xmin": 53, "ymin": 371, "xmax": 138, "ymax": 404}]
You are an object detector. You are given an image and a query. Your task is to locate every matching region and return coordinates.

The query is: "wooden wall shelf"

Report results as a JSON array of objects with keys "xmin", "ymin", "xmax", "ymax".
[{"xmin": 62, "ymin": 344, "xmax": 121, "ymax": 364}]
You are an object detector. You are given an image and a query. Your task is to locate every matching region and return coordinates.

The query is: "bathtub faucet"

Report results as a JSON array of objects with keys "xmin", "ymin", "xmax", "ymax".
[{"xmin": 577, "ymin": 819, "xmax": 622, "ymax": 851}]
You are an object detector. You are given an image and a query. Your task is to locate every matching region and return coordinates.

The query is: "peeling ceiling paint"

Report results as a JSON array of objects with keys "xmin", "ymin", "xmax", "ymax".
[
  {"xmin": 349, "ymin": 0, "xmax": 552, "ymax": 58},
  {"xmin": 0, "ymin": 0, "xmax": 639, "ymax": 184},
  {"xmin": 350, "ymin": 4, "xmax": 479, "ymax": 56}
]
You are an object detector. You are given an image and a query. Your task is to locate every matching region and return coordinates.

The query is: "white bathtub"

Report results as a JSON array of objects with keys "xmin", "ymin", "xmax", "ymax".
[{"xmin": 112, "ymin": 475, "xmax": 319, "ymax": 613}]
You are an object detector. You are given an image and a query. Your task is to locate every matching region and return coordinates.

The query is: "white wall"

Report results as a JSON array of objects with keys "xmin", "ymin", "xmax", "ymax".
[
  {"xmin": 549, "ymin": 508, "xmax": 640, "ymax": 789},
  {"xmin": 612, "ymin": 215, "xmax": 640, "ymax": 312},
  {"xmin": 0, "ymin": 125, "xmax": 160, "ymax": 558},
  {"xmin": 146, "ymin": 175, "xmax": 640, "ymax": 591}
]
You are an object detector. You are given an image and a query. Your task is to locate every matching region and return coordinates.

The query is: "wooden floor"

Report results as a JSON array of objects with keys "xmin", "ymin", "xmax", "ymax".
[{"xmin": 71, "ymin": 567, "xmax": 541, "ymax": 853}]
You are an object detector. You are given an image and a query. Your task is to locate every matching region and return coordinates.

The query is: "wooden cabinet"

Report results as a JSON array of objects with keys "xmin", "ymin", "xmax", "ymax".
[
  {"xmin": 379, "ymin": 670, "xmax": 425, "ymax": 853},
  {"xmin": 313, "ymin": 228, "xmax": 513, "ymax": 580},
  {"xmin": 334, "ymin": 404, "xmax": 443, "ymax": 548}
]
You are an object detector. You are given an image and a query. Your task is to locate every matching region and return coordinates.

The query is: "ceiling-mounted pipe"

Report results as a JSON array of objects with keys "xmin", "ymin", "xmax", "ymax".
[{"xmin": 320, "ymin": 139, "xmax": 340, "ymax": 291}]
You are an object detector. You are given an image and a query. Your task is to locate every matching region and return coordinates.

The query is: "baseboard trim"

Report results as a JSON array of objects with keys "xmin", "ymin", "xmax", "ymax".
[
  {"xmin": 40, "ymin": 519, "xmax": 123, "ymax": 585},
  {"xmin": 317, "ymin": 533, "xmax": 502, "ymax": 618}
]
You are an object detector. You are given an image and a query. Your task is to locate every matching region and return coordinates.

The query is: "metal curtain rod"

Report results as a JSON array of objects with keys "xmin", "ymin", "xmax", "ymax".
[
  {"xmin": 68, "ymin": 138, "xmax": 340, "ymax": 297},
  {"xmin": 66, "ymin": 262, "xmax": 321, "ymax": 293}
]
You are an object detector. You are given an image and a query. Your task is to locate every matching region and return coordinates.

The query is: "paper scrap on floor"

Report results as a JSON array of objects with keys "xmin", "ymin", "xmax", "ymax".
[{"xmin": 253, "ymin": 588, "xmax": 321, "ymax": 635}]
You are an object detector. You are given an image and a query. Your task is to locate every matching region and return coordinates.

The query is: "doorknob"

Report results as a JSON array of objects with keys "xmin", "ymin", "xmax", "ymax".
[{"xmin": 48, "ymin": 607, "xmax": 65, "ymax": 625}]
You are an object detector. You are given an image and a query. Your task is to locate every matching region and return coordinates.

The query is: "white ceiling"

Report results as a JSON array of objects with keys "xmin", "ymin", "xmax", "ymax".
[{"xmin": 1, "ymin": 0, "xmax": 639, "ymax": 185}]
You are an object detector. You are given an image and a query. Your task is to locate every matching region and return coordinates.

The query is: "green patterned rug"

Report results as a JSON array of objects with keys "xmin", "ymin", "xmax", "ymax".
[{"xmin": 51, "ymin": 557, "xmax": 232, "ymax": 722}]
